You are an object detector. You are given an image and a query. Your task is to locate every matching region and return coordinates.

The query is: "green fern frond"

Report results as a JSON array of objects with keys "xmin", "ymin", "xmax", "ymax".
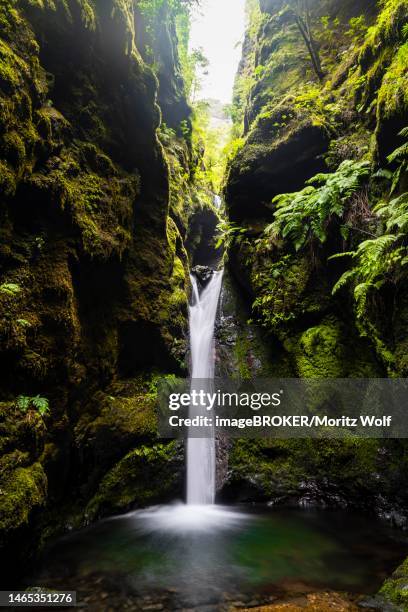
[
  {"xmin": 328, "ymin": 251, "xmax": 356, "ymax": 260},
  {"xmin": 0, "ymin": 282, "xmax": 21, "ymax": 296},
  {"xmin": 326, "ymin": 129, "xmax": 408, "ymax": 319},
  {"xmin": 387, "ymin": 142, "xmax": 408, "ymax": 164},
  {"xmin": 32, "ymin": 395, "xmax": 50, "ymax": 416},
  {"xmin": 354, "ymin": 282, "xmax": 372, "ymax": 318},
  {"xmin": 356, "ymin": 234, "xmax": 398, "ymax": 256},
  {"xmin": 14, "ymin": 394, "xmax": 50, "ymax": 416},
  {"xmin": 16, "ymin": 396, "xmax": 30, "ymax": 412},
  {"xmin": 269, "ymin": 160, "xmax": 370, "ymax": 249},
  {"xmin": 332, "ymin": 270, "xmax": 357, "ymax": 294},
  {"xmin": 373, "ymin": 168, "xmax": 393, "ymax": 181}
]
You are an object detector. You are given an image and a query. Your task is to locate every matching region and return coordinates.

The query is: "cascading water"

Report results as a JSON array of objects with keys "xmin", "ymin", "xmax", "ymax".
[
  {"xmin": 187, "ymin": 270, "xmax": 223, "ymax": 505},
  {"xmin": 110, "ymin": 266, "xmax": 246, "ymax": 532},
  {"xmin": 213, "ymin": 194, "xmax": 222, "ymax": 209},
  {"xmin": 189, "ymin": 271, "xmax": 223, "ymax": 379}
]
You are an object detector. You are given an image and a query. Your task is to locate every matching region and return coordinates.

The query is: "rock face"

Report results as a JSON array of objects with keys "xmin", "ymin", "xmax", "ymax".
[
  {"xmin": 226, "ymin": 112, "xmax": 330, "ymax": 220},
  {"xmin": 223, "ymin": 0, "xmax": 408, "ymax": 545},
  {"xmin": 0, "ymin": 0, "xmax": 199, "ymax": 575}
]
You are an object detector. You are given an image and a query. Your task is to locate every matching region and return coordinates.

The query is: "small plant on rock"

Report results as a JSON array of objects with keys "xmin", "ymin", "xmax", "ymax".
[{"xmin": 15, "ymin": 395, "xmax": 50, "ymax": 417}]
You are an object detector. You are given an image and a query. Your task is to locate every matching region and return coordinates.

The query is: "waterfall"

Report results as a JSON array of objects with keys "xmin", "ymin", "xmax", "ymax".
[
  {"xmin": 187, "ymin": 270, "xmax": 223, "ymax": 505},
  {"xmin": 213, "ymin": 194, "xmax": 222, "ymax": 209}
]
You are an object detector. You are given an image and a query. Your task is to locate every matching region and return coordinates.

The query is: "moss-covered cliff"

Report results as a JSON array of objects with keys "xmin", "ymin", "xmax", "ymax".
[
  {"xmin": 226, "ymin": 0, "xmax": 408, "ymax": 372},
  {"xmin": 223, "ymin": 0, "xmax": 408, "ymax": 523},
  {"xmin": 0, "ymin": 0, "xmax": 211, "ymax": 578}
]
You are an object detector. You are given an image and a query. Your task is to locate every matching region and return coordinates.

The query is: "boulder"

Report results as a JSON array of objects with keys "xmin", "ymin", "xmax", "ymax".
[{"xmin": 192, "ymin": 265, "xmax": 214, "ymax": 287}]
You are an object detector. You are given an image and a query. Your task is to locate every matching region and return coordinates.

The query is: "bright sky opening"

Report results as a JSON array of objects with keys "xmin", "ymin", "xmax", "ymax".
[{"xmin": 189, "ymin": 0, "xmax": 247, "ymax": 103}]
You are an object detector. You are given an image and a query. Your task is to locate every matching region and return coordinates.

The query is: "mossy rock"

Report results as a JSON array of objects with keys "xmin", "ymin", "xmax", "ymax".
[
  {"xmin": 226, "ymin": 115, "xmax": 330, "ymax": 221},
  {"xmin": 224, "ymin": 437, "xmax": 392, "ymax": 509},
  {"xmin": 250, "ymin": 252, "xmax": 326, "ymax": 335},
  {"xmin": 380, "ymin": 556, "xmax": 408, "ymax": 609},
  {"xmin": 74, "ymin": 377, "xmax": 160, "ymax": 478},
  {"xmin": 0, "ymin": 0, "xmax": 195, "ymax": 567},
  {"xmin": 217, "ymin": 270, "xmax": 293, "ymax": 378},
  {"xmin": 0, "ymin": 462, "xmax": 47, "ymax": 539},
  {"xmin": 85, "ymin": 441, "xmax": 183, "ymax": 520},
  {"xmin": 375, "ymin": 40, "xmax": 408, "ymax": 161},
  {"xmin": 295, "ymin": 317, "xmax": 347, "ymax": 378},
  {"xmin": 292, "ymin": 315, "xmax": 382, "ymax": 378}
]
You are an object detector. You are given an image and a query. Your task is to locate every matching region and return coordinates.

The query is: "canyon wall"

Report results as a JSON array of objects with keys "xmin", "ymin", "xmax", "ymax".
[
  {"xmin": 223, "ymin": 0, "xmax": 408, "ymax": 557},
  {"xmin": 0, "ymin": 0, "xmax": 206, "ymax": 577}
]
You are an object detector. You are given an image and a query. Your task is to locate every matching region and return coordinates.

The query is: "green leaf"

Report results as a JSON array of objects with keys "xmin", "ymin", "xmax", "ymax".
[
  {"xmin": 328, "ymin": 251, "xmax": 356, "ymax": 261},
  {"xmin": 372, "ymin": 168, "xmax": 393, "ymax": 180},
  {"xmin": 16, "ymin": 396, "xmax": 30, "ymax": 412},
  {"xmin": 332, "ymin": 270, "xmax": 356, "ymax": 294},
  {"xmin": 17, "ymin": 319, "xmax": 31, "ymax": 328},
  {"xmin": 266, "ymin": 160, "xmax": 371, "ymax": 251},
  {"xmin": 31, "ymin": 395, "xmax": 49, "ymax": 415},
  {"xmin": 15, "ymin": 394, "xmax": 49, "ymax": 416},
  {"xmin": 0, "ymin": 282, "xmax": 21, "ymax": 296}
]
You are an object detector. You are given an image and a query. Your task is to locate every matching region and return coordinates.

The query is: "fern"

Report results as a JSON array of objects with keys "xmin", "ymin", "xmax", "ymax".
[
  {"xmin": 332, "ymin": 269, "xmax": 357, "ymax": 294},
  {"xmin": 15, "ymin": 395, "xmax": 49, "ymax": 416},
  {"xmin": 387, "ymin": 126, "xmax": 408, "ymax": 194},
  {"xmin": 0, "ymin": 282, "xmax": 21, "ymax": 296},
  {"xmin": 329, "ymin": 251, "xmax": 356, "ymax": 260},
  {"xmin": 268, "ymin": 160, "xmax": 370, "ymax": 250},
  {"xmin": 332, "ymin": 234, "xmax": 405, "ymax": 316},
  {"xmin": 330, "ymin": 130, "xmax": 408, "ymax": 318},
  {"xmin": 31, "ymin": 395, "xmax": 50, "ymax": 416},
  {"xmin": 16, "ymin": 396, "xmax": 31, "ymax": 412},
  {"xmin": 214, "ymin": 220, "xmax": 246, "ymax": 252},
  {"xmin": 373, "ymin": 168, "xmax": 393, "ymax": 180},
  {"xmin": 17, "ymin": 318, "xmax": 31, "ymax": 328},
  {"xmin": 388, "ymin": 141, "xmax": 408, "ymax": 164}
]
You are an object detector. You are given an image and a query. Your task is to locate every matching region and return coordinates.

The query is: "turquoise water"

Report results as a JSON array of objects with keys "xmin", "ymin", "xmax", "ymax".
[{"xmin": 26, "ymin": 505, "xmax": 408, "ymax": 609}]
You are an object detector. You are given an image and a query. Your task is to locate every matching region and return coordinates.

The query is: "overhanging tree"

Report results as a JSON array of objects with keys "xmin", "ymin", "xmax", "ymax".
[{"xmin": 285, "ymin": 0, "xmax": 324, "ymax": 81}]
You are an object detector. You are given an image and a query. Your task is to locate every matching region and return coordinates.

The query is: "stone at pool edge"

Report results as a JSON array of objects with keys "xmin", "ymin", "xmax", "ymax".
[{"xmin": 235, "ymin": 591, "xmax": 378, "ymax": 611}]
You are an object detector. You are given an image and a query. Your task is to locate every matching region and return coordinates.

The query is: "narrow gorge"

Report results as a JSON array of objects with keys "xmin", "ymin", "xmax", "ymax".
[{"xmin": 1, "ymin": 0, "xmax": 408, "ymax": 610}]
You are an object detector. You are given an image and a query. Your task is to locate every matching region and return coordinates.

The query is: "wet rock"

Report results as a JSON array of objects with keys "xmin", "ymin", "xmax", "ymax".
[
  {"xmin": 298, "ymin": 479, "xmax": 348, "ymax": 510},
  {"xmin": 359, "ymin": 595, "xmax": 400, "ymax": 611},
  {"xmin": 192, "ymin": 265, "xmax": 215, "ymax": 287},
  {"xmin": 375, "ymin": 495, "xmax": 408, "ymax": 530},
  {"xmin": 215, "ymin": 434, "xmax": 231, "ymax": 494}
]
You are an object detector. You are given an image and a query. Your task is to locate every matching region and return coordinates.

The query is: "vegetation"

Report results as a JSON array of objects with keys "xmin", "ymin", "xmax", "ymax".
[
  {"xmin": 283, "ymin": 0, "xmax": 324, "ymax": 81},
  {"xmin": 191, "ymin": 100, "xmax": 232, "ymax": 191},
  {"xmin": 1, "ymin": 0, "xmax": 408, "ymax": 604},
  {"xmin": 331, "ymin": 128, "xmax": 408, "ymax": 319},
  {"xmin": 225, "ymin": 0, "xmax": 408, "ymax": 376},
  {"xmin": 0, "ymin": 0, "xmax": 195, "ymax": 565},
  {"xmin": 230, "ymin": 0, "xmax": 263, "ymax": 134},
  {"xmin": 0, "ymin": 283, "xmax": 21, "ymax": 296},
  {"xmin": 214, "ymin": 220, "xmax": 247, "ymax": 256},
  {"xmin": 15, "ymin": 395, "xmax": 50, "ymax": 417},
  {"xmin": 266, "ymin": 160, "xmax": 371, "ymax": 251}
]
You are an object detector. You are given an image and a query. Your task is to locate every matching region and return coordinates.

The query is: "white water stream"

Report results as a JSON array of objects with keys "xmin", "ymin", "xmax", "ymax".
[
  {"xmin": 127, "ymin": 268, "xmax": 246, "ymax": 532},
  {"xmin": 187, "ymin": 271, "xmax": 223, "ymax": 505}
]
